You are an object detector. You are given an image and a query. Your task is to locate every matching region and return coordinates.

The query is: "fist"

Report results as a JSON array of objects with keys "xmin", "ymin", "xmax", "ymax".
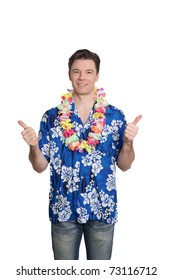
[{"xmin": 18, "ymin": 120, "xmax": 38, "ymax": 147}]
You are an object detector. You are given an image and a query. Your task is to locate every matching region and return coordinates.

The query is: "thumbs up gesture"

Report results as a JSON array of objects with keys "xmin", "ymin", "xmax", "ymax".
[
  {"xmin": 124, "ymin": 115, "xmax": 142, "ymax": 142},
  {"xmin": 18, "ymin": 120, "xmax": 38, "ymax": 147}
]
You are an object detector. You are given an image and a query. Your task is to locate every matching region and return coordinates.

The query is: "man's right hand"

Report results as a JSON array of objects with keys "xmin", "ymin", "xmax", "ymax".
[{"xmin": 18, "ymin": 120, "xmax": 38, "ymax": 147}]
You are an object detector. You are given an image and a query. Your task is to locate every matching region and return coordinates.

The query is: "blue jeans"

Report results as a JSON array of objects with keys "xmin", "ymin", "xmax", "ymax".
[{"xmin": 51, "ymin": 220, "xmax": 115, "ymax": 260}]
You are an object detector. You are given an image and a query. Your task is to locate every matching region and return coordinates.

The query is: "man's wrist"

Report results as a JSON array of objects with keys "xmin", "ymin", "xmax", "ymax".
[
  {"xmin": 30, "ymin": 144, "xmax": 39, "ymax": 151},
  {"xmin": 123, "ymin": 139, "xmax": 133, "ymax": 147}
]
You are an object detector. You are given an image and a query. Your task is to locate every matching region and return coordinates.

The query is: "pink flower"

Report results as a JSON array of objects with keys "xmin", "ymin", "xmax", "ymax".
[
  {"xmin": 87, "ymin": 137, "xmax": 99, "ymax": 146},
  {"xmin": 68, "ymin": 97, "xmax": 73, "ymax": 103},
  {"xmin": 63, "ymin": 129, "xmax": 75, "ymax": 137},
  {"xmin": 94, "ymin": 107, "xmax": 105, "ymax": 114}
]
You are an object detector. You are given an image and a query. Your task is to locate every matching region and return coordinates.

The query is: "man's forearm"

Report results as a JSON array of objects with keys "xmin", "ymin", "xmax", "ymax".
[
  {"xmin": 117, "ymin": 114, "xmax": 142, "ymax": 171},
  {"xmin": 29, "ymin": 145, "xmax": 48, "ymax": 173},
  {"xmin": 117, "ymin": 141, "xmax": 135, "ymax": 171}
]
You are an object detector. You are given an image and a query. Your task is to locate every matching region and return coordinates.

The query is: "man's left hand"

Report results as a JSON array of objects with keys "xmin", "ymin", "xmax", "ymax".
[{"xmin": 124, "ymin": 115, "xmax": 142, "ymax": 142}]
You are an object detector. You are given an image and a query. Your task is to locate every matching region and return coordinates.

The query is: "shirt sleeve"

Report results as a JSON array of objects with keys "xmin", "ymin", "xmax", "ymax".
[
  {"xmin": 38, "ymin": 111, "xmax": 50, "ymax": 162},
  {"xmin": 115, "ymin": 109, "xmax": 127, "ymax": 159}
]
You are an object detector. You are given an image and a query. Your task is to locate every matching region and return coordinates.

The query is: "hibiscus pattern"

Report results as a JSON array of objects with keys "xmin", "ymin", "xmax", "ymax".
[{"xmin": 38, "ymin": 102, "xmax": 126, "ymax": 224}]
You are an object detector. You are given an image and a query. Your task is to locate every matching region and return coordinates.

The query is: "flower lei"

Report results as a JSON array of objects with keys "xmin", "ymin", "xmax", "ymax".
[{"xmin": 57, "ymin": 88, "xmax": 109, "ymax": 153}]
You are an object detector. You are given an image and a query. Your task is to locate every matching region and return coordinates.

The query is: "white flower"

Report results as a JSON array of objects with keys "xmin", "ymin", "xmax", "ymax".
[
  {"xmin": 85, "ymin": 184, "xmax": 92, "ymax": 192},
  {"xmin": 52, "ymin": 156, "xmax": 62, "ymax": 175},
  {"xmin": 81, "ymin": 193, "xmax": 90, "ymax": 205},
  {"xmin": 52, "ymin": 202, "xmax": 58, "ymax": 214},
  {"xmin": 58, "ymin": 208, "xmax": 72, "ymax": 221},
  {"xmin": 92, "ymin": 161, "xmax": 103, "ymax": 176},
  {"xmin": 112, "ymin": 134, "xmax": 119, "ymax": 141},
  {"xmin": 90, "ymin": 200, "xmax": 102, "ymax": 219},
  {"xmin": 90, "ymin": 150, "xmax": 102, "ymax": 161},
  {"xmin": 50, "ymin": 141, "xmax": 59, "ymax": 160},
  {"xmin": 61, "ymin": 166, "xmax": 73, "ymax": 182},
  {"xmin": 73, "ymin": 122, "xmax": 83, "ymax": 137},
  {"xmin": 82, "ymin": 154, "xmax": 92, "ymax": 166},
  {"xmin": 101, "ymin": 193, "xmax": 110, "ymax": 207},
  {"xmin": 88, "ymin": 188, "xmax": 99, "ymax": 204},
  {"xmin": 73, "ymin": 161, "xmax": 80, "ymax": 182},
  {"xmin": 51, "ymin": 195, "xmax": 72, "ymax": 221},
  {"xmin": 110, "ymin": 164, "xmax": 116, "ymax": 175},
  {"xmin": 106, "ymin": 174, "xmax": 116, "ymax": 191},
  {"xmin": 41, "ymin": 143, "xmax": 50, "ymax": 156},
  {"xmin": 81, "ymin": 188, "xmax": 99, "ymax": 205},
  {"xmin": 77, "ymin": 207, "xmax": 89, "ymax": 223},
  {"xmin": 51, "ymin": 125, "xmax": 64, "ymax": 141}
]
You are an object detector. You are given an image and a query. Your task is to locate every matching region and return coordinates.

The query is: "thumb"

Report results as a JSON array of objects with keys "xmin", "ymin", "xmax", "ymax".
[
  {"xmin": 132, "ymin": 115, "xmax": 142, "ymax": 125},
  {"xmin": 18, "ymin": 120, "xmax": 28, "ymax": 129}
]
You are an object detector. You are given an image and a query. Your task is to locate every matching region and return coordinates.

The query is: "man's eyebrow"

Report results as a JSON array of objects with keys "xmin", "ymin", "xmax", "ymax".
[{"xmin": 71, "ymin": 68, "xmax": 95, "ymax": 72}]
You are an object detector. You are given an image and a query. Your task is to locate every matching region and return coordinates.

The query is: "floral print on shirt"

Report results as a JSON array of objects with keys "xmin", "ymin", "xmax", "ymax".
[{"xmin": 38, "ymin": 103, "xmax": 126, "ymax": 224}]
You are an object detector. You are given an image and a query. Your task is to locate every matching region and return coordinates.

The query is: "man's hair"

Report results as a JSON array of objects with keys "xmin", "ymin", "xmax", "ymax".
[{"xmin": 68, "ymin": 49, "xmax": 100, "ymax": 74}]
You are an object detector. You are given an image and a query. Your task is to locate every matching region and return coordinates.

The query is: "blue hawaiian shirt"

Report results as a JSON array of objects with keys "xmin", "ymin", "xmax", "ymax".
[{"xmin": 38, "ymin": 102, "xmax": 126, "ymax": 224}]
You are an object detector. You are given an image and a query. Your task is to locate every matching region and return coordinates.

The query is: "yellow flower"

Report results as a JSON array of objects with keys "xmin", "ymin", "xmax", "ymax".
[
  {"xmin": 80, "ymin": 140, "xmax": 93, "ymax": 153},
  {"xmin": 94, "ymin": 87, "xmax": 98, "ymax": 94},
  {"xmin": 93, "ymin": 112, "xmax": 105, "ymax": 119},
  {"xmin": 62, "ymin": 92, "xmax": 73, "ymax": 99},
  {"xmin": 60, "ymin": 119, "xmax": 74, "ymax": 129}
]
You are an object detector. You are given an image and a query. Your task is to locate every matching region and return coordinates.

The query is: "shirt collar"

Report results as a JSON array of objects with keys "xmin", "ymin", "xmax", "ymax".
[{"xmin": 105, "ymin": 105, "xmax": 114, "ymax": 115}]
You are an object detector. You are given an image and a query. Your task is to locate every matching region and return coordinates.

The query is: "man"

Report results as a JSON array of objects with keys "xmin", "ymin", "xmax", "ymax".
[{"xmin": 18, "ymin": 49, "xmax": 142, "ymax": 260}]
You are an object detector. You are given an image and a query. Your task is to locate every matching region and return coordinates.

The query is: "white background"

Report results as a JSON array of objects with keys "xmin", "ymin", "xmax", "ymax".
[{"xmin": 0, "ymin": 0, "xmax": 173, "ymax": 279}]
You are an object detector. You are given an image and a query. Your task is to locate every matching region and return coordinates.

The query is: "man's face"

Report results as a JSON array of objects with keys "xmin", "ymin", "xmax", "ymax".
[{"xmin": 69, "ymin": 59, "xmax": 99, "ymax": 95}]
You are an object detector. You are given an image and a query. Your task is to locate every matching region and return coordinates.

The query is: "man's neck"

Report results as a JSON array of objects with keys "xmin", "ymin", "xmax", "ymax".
[
  {"xmin": 73, "ymin": 92, "xmax": 96, "ymax": 108},
  {"xmin": 72, "ymin": 92, "xmax": 96, "ymax": 124}
]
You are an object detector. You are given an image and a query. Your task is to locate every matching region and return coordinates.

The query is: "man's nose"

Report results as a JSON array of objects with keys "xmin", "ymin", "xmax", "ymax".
[{"xmin": 78, "ymin": 71, "xmax": 85, "ymax": 79}]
